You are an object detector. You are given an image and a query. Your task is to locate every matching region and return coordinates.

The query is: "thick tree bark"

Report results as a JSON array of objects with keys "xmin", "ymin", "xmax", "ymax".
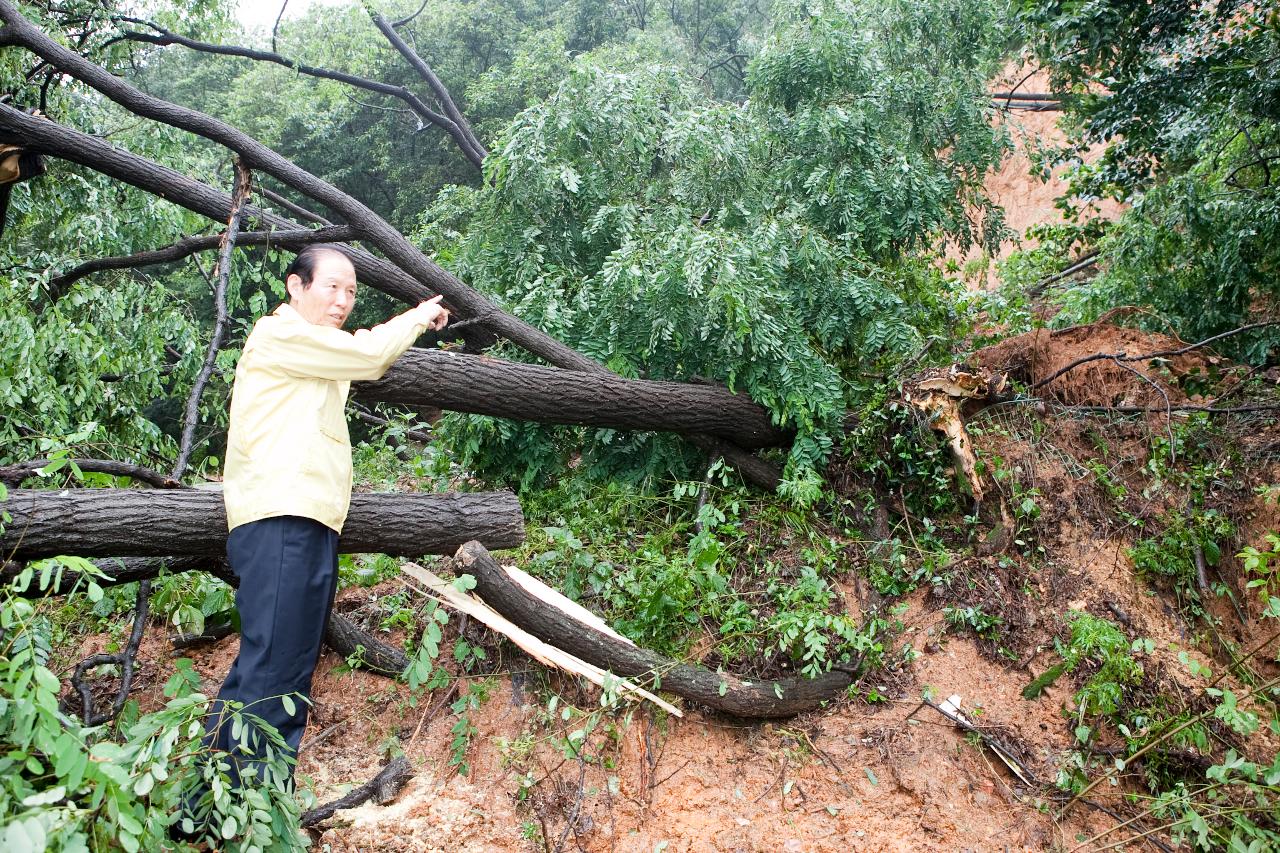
[
  {"xmin": 0, "ymin": 489, "xmax": 524, "ymax": 561},
  {"xmin": 358, "ymin": 348, "xmax": 790, "ymax": 449},
  {"xmin": 457, "ymin": 542, "xmax": 860, "ymax": 718}
]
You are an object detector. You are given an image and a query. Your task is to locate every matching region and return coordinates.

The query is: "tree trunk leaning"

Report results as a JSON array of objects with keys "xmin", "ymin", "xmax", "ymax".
[
  {"xmin": 0, "ymin": 489, "xmax": 524, "ymax": 561},
  {"xmin": 357, "ymin": 348, "xmax": 790, "ymax": 449},
  {"xmin": 456, "ymin": 541, "xmax": 858, "ymax": 718}
]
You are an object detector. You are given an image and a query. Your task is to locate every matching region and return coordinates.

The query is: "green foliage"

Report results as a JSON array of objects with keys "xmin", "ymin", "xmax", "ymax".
[
  {"xmin": 423, "ymin": 0, "xmax": 1013, "ymax": 498},
  {"xmin": 520, "ymin": 477, "xmax": 886, "ymax": 679},
  {"xmin": 0, "ymin": 586, "xmax": 303, "ymax": 852},
  {"xmin": 1017, "ymin": 0, "xmax": 1280, "ymax": 360}
]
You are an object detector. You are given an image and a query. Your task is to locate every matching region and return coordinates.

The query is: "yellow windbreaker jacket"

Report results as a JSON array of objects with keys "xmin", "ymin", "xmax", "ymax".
[{"xmin": 223, "ymin": 303, "xmax": 429, "ymax": 534}]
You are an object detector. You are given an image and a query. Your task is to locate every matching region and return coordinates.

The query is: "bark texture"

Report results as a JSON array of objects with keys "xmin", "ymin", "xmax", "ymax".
[
  {"xmin": 1, "ymin": 489, "xmax": 524, "ymax": 561},
  {"xmin": 457, "ymin": 542, "xmax": 859, "ymax": 718},
  {"xmin": 357, "ymin": 348, "xmax": 790, "ymax": 449}
]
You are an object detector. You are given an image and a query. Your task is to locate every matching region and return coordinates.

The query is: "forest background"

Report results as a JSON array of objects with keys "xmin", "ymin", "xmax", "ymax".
[{"xmin": 1, "ymin": 0, "xmax": 1279, "ymax": 850}]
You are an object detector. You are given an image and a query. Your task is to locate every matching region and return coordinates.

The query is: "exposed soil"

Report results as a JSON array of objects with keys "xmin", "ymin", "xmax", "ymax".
[{"xmin": 62, "ymin": 329, "xmax": 1280, "ymax": 851}]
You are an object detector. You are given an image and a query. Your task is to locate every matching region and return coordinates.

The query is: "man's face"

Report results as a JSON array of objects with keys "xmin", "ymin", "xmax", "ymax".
[{"xmin": 286, "ymin": 250, "xmax": 357, "ymax": 329}]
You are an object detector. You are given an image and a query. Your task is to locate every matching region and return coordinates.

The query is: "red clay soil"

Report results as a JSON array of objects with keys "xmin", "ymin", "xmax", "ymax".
[{"xmin": 62, "ymin": 365, "xmax": 1280, "ymax": 851}]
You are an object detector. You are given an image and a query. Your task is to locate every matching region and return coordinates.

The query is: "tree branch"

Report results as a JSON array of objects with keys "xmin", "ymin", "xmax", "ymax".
[
  {"xmin": 369, "ymin": 12, "xmax": 487, "ymax": 168},
  {"xmin": 116, "ymin": 17, "xmax": 478, "ymax": 169},
  {"xmin": 1031, "ymin": 321, "xmax": 1280, "ymax": 391},
  {"xmin": 63, "ymin": 579, "xmax": 151, "ymax": 725},
  {"xmin": 0, "ymin": 12, "xmax": 600, "ymax": 374},
  {"xmin": 259, "ymin": 185, "xmax": 333, "ymax": 225},
  {"xmin": 43, "ymin": 224, "xmax": 353, "ymax": 304},
  {"xmin": 0, "ymin": 458, "xmax": 186, "ymax": 488},
  {"xmin": 0, "ymin": 8, "xmax": 785, "ymax": 491},
  {"xmin": 172, "ymin": 159, "xmax": 252, "ymax": 479}
]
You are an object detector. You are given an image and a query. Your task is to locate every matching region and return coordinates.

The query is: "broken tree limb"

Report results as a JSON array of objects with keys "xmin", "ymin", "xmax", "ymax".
[
  {"xmin": 0, "ymin": 28, "xmax": 785, "ymax": 490},
  {"xmin": 299, "ymin": 755, "xmax": 413, "ymax": 827},
  {"xmin": 62, "ymin": 579, "xmax": 151, "ymax": 725},
  {"xmin": 173, "ymin": 158, "xmax": 251, "ymax": 479},
  {"xmin": 401, "ymin": 562, "xmax": 681, "ymax": 716},
  {"xmin": 43, "ymin": 224, "xmax": 355, "ymax": 304},
  {"xmin": 356, "ymin": 348, "xmax": 789, "ymax": 449},
  {"xmin": 0, "ymin": 458, "xmax": 185, "ymax": 488},
  {"xmin": 0, "ymin": 5, "xmax": 599, "ymax": 375},
  {"xmin": 454, "ymin": 542, "xmax": 868, "ymax": 718},
  {"xmin": 324, "ymin": 612, "xmax": 410, "ymax": 677},
  {"xmin": 0, "ymin": 489, "xmax": 524, "ymax": 561}
]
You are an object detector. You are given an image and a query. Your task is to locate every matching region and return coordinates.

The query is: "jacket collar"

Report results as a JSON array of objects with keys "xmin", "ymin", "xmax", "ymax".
[{"xmin": 275, "ymin": 303, "xmax": 303, "ymax": 322}]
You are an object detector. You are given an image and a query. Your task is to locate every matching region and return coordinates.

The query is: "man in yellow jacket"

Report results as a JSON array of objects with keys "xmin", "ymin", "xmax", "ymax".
[{"xmin": 207, "ymin": 243, "xmax": 447, "ymax": 789}]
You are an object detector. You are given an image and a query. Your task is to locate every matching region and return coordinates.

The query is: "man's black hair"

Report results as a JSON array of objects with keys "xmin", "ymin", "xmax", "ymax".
[{"xmin": 284, "ymin": 243, "xmax": 353, "ymax": 288}]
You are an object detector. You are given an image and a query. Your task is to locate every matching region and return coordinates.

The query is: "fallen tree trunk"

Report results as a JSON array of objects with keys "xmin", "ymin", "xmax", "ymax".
[
  {"xmin": 0, "ymin": 489, "xmax": 524, "ymax": 561},
  {"xmin": 358, "ymin": 348, "xmax": 789, "ymax": 449},
  {"xmin": 456, "ymin": 542, "xmax": 861, "ymax": 718}
]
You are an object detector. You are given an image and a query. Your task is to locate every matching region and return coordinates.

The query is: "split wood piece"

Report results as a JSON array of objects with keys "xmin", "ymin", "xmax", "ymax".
[
  {"xmin": 0, "ymin": 489, "xmax": 524, "ymax": 561},
  {"xmin": 357, "ymin": 348, "xmax": 790, "ymax": 449},
  {"xmin": 300, "ymin": 755, "xmax": 413, "ymax": 828},
  {"xmin": 400, "ymin": 561, "xmax": 681, "ymax": 716},
  {"xmin": 455, "ymin": 541, "xmax": 863, "ymax": 718},
  {"xmin": 903, "ymin": 366, "xmax": 1008, "ymax": 502}
]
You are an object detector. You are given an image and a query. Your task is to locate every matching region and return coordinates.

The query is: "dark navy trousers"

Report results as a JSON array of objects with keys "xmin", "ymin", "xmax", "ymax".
[{"xmin": 207, "ymin": 515, "xmax": 339, "ymax": 784}]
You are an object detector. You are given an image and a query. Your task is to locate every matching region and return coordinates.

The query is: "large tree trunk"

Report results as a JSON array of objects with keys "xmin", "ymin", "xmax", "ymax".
[
  {"xmin": 358, "ymin": 348, "xmax": 790, "ymax": 449},
  {"xmin": 456, "ymin": 542, "xmax": 862, "ymax": 718},
  {"xmin": 0, "ymin": 490, "xmax": 524, "ymax": 561}
]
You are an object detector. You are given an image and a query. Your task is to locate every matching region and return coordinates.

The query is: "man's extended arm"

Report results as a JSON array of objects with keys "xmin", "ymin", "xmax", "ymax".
[{"xmin": 258, "ymin": 299, "xmax": 447, "ymax": 382}]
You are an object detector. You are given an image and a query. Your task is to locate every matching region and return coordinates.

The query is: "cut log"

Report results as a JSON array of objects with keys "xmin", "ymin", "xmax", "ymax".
[
  {"xmin": 0, "ymin": 489, "xmax": 524, "ymax": 561},
  {"xmin": 357, "ymin": 348, "xmax": 790, "ymax": 449},
  {"xmin": 456, "ymin": 542, "xmax": 864, "ymax": 718},
  {"xmin": 324, "ymin": 612, "xmax": 410, "ymax": 677}
]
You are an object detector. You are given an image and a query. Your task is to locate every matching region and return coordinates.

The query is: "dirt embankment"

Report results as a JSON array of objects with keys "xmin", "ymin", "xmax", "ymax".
[{"xmin": 93, "ymin": 322, "xmax": 1276, "ymax": 851}]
